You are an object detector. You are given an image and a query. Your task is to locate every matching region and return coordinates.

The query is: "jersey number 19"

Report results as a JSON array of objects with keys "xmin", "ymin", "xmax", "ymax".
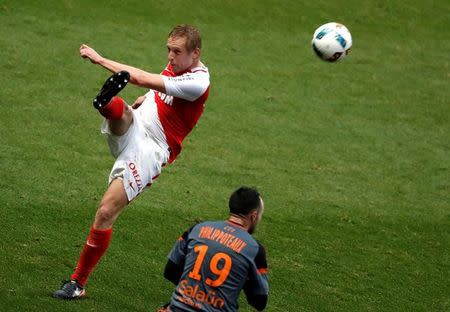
[{"xmin": 188, "ymin": 245, "xmax": 232, "ymax": 287}]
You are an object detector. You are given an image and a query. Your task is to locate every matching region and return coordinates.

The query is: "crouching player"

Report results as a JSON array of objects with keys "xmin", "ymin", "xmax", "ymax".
[{"xmin": 160, "ymin": 187, "xmax": 269, "ymax": 311}]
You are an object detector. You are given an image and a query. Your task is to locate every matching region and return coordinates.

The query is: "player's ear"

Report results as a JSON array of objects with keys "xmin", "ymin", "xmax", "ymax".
[
  {"xmin": 192, "ymin": 47, "xmax": 200, "ymax": 59},
  {"xmin": 250, "ymin": 209, "xmax": 258, "ymax": 222}
]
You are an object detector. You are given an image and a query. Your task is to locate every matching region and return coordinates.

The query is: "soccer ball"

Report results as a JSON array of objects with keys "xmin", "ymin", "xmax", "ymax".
[{"xmin": 311, "ymin": 22, "xmax": 352, "ymax": 62}]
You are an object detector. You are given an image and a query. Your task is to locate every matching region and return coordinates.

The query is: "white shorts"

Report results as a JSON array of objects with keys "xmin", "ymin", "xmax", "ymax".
[{"xmin": 101, "ymin": 97, "xmax": 170, "ymax": 201}]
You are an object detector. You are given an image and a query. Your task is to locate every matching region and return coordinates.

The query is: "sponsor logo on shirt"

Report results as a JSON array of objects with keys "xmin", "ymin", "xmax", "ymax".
[
  {"xmin": 177, "ymin": 279, "xmax": 225, "ymax": 309},
  {"xmin": 169, "ymin": 76, "xmax": 195, "ymax": 82},
  {"xmin": 158, "ymin": 92, "xmax": 174, "ymax": 106}
]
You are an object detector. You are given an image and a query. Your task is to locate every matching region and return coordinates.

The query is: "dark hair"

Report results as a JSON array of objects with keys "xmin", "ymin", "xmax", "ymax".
[
  {"xmin": 168, "ymin": 24, "xmax": 202, "ymax": 52},
  {"xmin": 229, "ymin": 187, "xmax": 261, "ymax": 215}
]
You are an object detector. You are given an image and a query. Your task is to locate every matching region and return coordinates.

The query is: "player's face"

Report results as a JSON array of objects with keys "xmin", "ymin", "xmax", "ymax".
[{"xmin": 167, "ymin": 36, "xmax": 199, "ymax": 74}]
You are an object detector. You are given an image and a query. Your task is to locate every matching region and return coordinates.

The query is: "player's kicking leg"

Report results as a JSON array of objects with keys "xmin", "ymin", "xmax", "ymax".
[
  {"xmin": 53, "ymin": 71, "xmax": 131, "ymax": 300},
  {"xmin": 93, "ymin": 70, "xmax": 133, "ymax": 136}
]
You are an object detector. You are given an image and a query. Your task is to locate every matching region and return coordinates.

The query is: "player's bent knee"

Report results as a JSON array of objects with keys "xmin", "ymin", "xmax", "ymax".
[
  {"xmin": 108, "ymin": 108, "xmax": 133, "ymax": 136},
  {"xmin": 99, "ymin": 96, "xmax": 125, "ymax": 120}
]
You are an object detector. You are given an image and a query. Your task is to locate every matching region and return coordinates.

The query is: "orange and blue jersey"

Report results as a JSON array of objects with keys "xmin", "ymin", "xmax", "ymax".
[{"xmin": 167, "ymin": 221, "xmax": 269, "ymax": 311}]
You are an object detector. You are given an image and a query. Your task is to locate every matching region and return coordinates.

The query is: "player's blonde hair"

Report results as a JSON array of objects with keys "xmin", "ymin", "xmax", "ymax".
[{"xmin": 169, "ymin": 24, "xmax": 202, "ymax": 52}]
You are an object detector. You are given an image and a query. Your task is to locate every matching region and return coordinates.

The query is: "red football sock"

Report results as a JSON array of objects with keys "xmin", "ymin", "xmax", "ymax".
[
  {"xmin": 71, "ymin": 227, "xmax": 113, "ymax": 287},
  {"xmin": 99, "ymin": 96, "xmax": 125, "ymax": 120}
]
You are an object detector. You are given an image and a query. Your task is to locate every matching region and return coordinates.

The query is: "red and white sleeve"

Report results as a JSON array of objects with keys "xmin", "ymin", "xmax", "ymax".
[{"xmin": 162, "ymin": 71, "xmax": 210, "ymax": 102}]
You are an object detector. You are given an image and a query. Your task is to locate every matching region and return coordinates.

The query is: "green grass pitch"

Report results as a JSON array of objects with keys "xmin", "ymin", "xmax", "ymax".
[{"xmin": 0, "ymin": 0, "xmax": 449, "ymax": 311}]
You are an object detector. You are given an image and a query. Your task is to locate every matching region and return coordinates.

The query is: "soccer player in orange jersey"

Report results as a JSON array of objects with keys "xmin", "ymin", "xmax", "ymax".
[
  {"xmin": 53, "ymin": 24, "xmax": 210, "ymax": 299},
  {"xmin": 160, "ymin": 187, "xmax": 269, "ymax": 311}
]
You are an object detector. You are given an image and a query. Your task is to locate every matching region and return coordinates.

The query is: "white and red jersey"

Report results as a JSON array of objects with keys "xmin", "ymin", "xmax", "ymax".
[{"xmin": 155, "ymin": 63, "xmax": 210, "ymax": 163}]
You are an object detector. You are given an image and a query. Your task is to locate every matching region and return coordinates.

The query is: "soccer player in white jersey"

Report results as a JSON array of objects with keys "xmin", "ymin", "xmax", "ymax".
[{"xmin": 53, "ymin": 24, "xmax": 210, "ymax": 299}]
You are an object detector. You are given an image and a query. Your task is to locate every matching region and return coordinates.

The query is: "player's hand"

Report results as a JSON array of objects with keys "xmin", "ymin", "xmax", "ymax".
[
  {"xmin": 132, "ymin": 95, "xmax": 146, "ymax": 109},
  {"xmin": 79, "ymin": 44, "xmax": 103, "ymax": 64}
]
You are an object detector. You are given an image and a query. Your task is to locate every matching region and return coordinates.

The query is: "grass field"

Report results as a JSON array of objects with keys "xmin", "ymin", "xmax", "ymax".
[{"xmin": 1, "ymin": 0, "xmax": 449, "ymax": 311}]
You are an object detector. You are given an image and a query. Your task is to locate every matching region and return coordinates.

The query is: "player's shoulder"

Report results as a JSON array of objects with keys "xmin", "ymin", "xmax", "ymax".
[
  {"xmin": 180, "ymin": 224, "xmax": 196, "ymax": 240},
  {"xmin": 186, "ymin": 62, "xmax": 209, "ymax": 81},
  {"xmin": 190, "ymin": 63, "xmax": 209, "ymax": 75}
]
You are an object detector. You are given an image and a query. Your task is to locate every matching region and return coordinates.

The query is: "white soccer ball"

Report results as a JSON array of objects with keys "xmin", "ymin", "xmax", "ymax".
[{"xmin": 311, "ymin": 22, "xmax": 352, "ymax": 62}]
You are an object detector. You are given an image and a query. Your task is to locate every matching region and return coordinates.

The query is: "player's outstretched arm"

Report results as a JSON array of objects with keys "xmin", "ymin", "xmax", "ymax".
[{"xmin": 79, "ymin": 44, "xmax": 166, "ymax": 93}]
